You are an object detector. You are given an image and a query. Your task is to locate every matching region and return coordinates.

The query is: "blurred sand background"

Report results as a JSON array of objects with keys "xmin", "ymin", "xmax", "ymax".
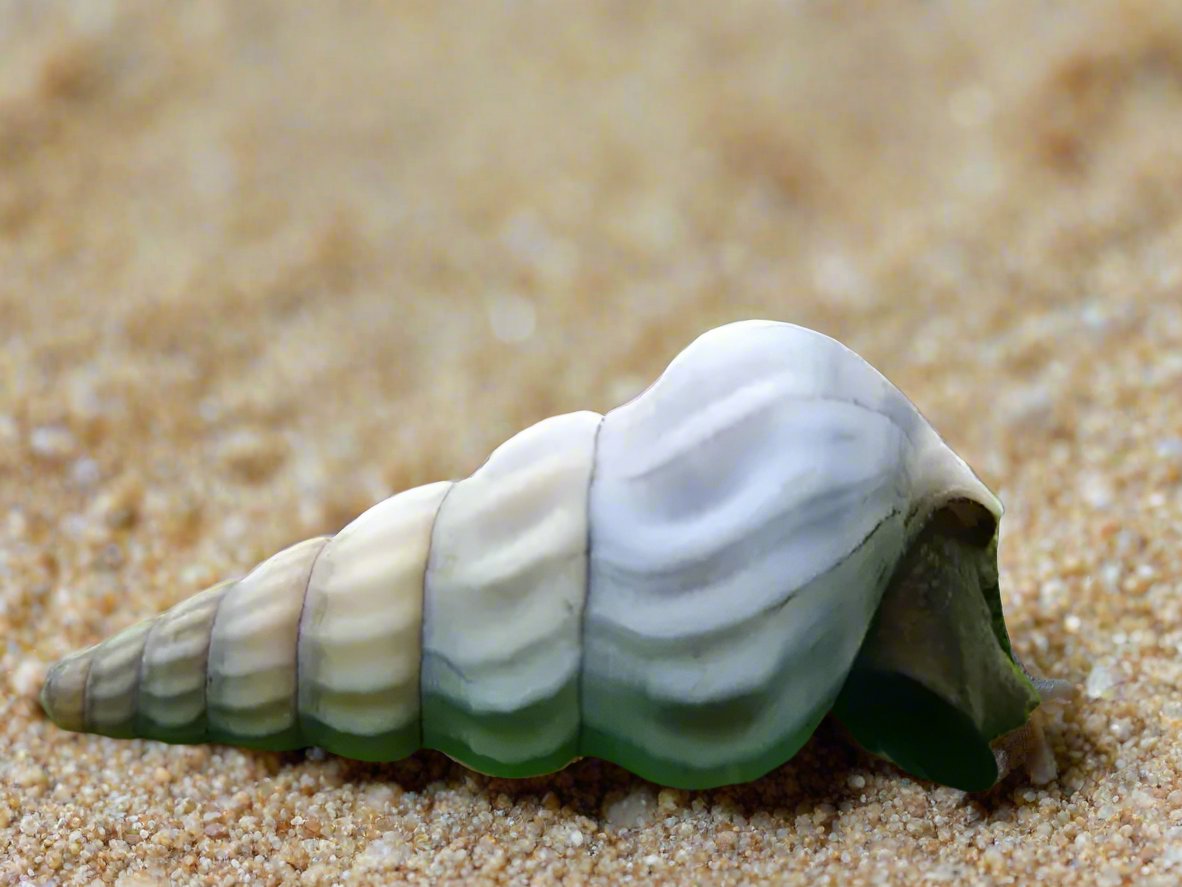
[{"xmin": 2, "ymin": 1, "xmax": 1182, "ymax": 884}]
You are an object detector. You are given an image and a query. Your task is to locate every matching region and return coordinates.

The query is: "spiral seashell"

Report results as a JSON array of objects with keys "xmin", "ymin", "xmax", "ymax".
[{"xmin": 41, "ymin": 320, "xmax": 1057, "ymax": 790}]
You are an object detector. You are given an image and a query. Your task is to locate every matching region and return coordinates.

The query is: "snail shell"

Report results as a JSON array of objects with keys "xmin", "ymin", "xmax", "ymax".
[{"xmin": 41, "ymin": 320, "xmax": 1048, "ymax": 790}]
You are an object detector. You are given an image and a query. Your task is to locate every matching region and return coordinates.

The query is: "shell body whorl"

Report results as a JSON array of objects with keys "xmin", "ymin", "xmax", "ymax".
[{"xmin": 41, "ymin": 320, "xmax": 1034, "ymax": 790}]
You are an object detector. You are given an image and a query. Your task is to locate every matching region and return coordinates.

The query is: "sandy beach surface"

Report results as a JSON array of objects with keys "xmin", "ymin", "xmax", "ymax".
[{"xmin": 2, "ymin": 2, "xmax": 1181, "ymax": 884}]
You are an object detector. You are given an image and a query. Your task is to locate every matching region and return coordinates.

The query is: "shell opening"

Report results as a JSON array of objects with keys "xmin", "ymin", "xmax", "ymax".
[{"xmin": 933, "ymin": 497, "xmax": 998, "ymax": 548}]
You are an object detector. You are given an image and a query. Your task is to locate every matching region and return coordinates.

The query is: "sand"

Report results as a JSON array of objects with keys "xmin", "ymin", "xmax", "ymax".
[{"xmin": 2, "ymin": 1, "xmax": 1181, "ymax": 884}]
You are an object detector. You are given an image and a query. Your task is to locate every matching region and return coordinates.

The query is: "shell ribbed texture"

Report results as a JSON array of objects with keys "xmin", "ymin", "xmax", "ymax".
[
  {"xmin": 420, "ymin": 410, "xmax": 600, "ymax": 776},
  {"xmin": 40, "ymin": 321, "xmax": 1001, "ymax": 787}
]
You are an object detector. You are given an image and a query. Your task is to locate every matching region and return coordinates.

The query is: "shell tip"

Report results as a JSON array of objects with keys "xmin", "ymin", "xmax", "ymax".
[
  {"xmin": 38, "ymin": 672, "xmax": 51, "ymax": 718},
  {"xmin": 38, "ymin": 652, "xmax": 92, "ymax": 732},
  {"xmin": 39, "ymin": 661, "xmax": 63, "ymax": 725}
]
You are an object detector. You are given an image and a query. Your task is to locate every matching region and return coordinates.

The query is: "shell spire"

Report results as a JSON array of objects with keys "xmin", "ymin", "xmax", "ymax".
[{"xmin": 42, "ymin": 320, "xmax": 1048, "ymax": 791}]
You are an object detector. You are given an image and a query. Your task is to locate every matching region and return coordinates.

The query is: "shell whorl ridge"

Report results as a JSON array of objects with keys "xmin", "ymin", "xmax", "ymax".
[{"xmin": 41, "ymin": 320, "xmax": 1024, "ymax": 789}]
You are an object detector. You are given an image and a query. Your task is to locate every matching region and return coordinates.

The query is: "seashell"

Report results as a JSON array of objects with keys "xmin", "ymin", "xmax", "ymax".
[{"xmin": 41, "ymin": 320, "xmax": 1063, "ymax": 791}]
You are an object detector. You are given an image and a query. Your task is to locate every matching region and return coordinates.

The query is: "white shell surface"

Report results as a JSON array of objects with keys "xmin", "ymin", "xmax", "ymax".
[
  {"xmin": 39, "ymin": 318, "xmax": 1009, "ymax": 788},
  {"xmin": 421, "ymin": 410, "xmax": 601, "ymax": 769},
  {"xmin": 138, "ymin": 581, "xmax": 231, "ymax": 733},
  {"xmin": 207, "ymin": 536, "xmax": 329, "ymax": 741},
  {"xmin": 85, "ymin": 619, "xmax": 152, "ymax": 735},
  {"xmin": 298, "ymin": 480, "xmax": 451, "ymax": 742},
  {"xmin": 581, "ymin": 320, "xmax": 997, "ymax": 782}
]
